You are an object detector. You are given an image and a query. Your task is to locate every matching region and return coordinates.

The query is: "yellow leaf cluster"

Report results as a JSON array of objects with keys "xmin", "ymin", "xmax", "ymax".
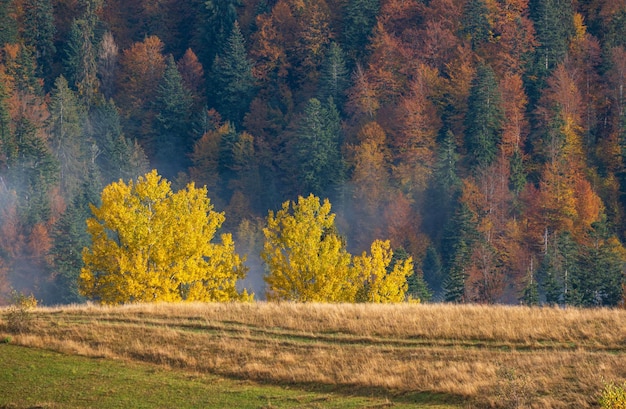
[
  {"xmin": 79, "ymin": 170, "xmax": 249, "ymax": 304},
  {"xmin": 262, "ymin": 194, "xmax": 359, "ymax": 302},
  {"xmin": 262, "ymin": 195, "xmax": 412, "ymax": 303},
  {"xmin": 354, "ymin": 240, "xmax": 412, "ymax": 303}
]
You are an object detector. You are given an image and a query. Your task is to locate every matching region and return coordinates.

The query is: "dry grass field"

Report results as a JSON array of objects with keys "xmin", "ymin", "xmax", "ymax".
[{"xmin": 2, "ymin": 302, "xmax": 626, "ymax": 408}]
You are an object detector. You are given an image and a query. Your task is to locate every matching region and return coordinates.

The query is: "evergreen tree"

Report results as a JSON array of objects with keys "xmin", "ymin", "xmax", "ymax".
[
  {"xmin": 443, "ymin": 246, "xmax": 469, "ymax": 303},
  {"xmin": 318, "ymin": 42, "xmax": 349, "ymax": 107},
  {"xmin": 21, "ymin": 0, "xmax": 55, "ymax": 87},
  {"xmin": 47, "ymin": 76, "xmax": 89, "ymax": 197},
  {"xmin": 90, "ymin": 98, "xmax": 149, "ymax": 184},
  {"xmin": 539, "ymin": 253, "xmax": 562, "ymax": 306},
  {"xmin": 293, "ymin": 98, "xmax": 345, "ymax": 198},
  {"xmin": 51, "ymin": 167, "xmax": 101, "ymax": 304},
  {"xmin": 211, "ymin": 21, "xmax": 255, "ymax": 127},
  {"xmin": 0, "ymin": 0, "xmax": 17, "ymax": 46},
  {"xmin": 193, "ymin": 0, "xmax": 241, "ymax": 72},
  {"xmin": 10, "ymin": 117, "xmax": 58, "ymax": 227},
  {"xmin": 422, "ymin": 245, "xmax": 444, "ymax": 298},
  {"xmin": 441, "ymin": 202, "xmax": 478, "ymax": 303},
  {"xmin": 343, "ymin": 0, "xmax": 379, "ymax": 62},
  {"xmin": 153, "ymin": 55, "xmax": 194, "ymax": 179},
  {"xmin": 424, "ymin": 130, "xmax": 461, "ymax": 245},
  {"xmin": 63, "ymin": 16, "xmax": 100, "ymax": 106},
  {"xmin": 394, "ymin": 248, "xmax": 432, "ymax": 302},
  {"xmin": 461, "ymin": 0, "xmax": 492, "ymax": 51},
  {"xmin": 528, "ymin": 0, "xmax": 575, "ymax": 100},
  {"xmin": 520, "ymin": 271, "xmax": 539, "ymax": 306},
  {"xmin": 465, "ymin": 63, "xmax": 503, "ymax": 170}
]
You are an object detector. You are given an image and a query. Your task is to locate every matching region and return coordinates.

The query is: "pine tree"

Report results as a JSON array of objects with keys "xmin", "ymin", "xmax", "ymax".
[
  {"xmin": 0, "ymin": 0, "xmax": 17, "ymax": 46},
  {"xmin": 343, "ymin": 0, "xmax": 379, "ymax": 62},
  {"xmin": 51, "ymin": 167, "xmax": 102, "ymax": 304},
  {"xmin": 520, "ymin": 271, "xmax": 539, "ymax": 306},
  {"xmin": 441, "ymin": 202, "xmax": 478, "ymax": 302},
  {"xmin": 528, "ymin": 0, "xmax": 575, "ymax": 100},
  {"xmin": 211, "ymin": 21, "xmax": 255, "ymax": 127},
  {"xmin": 421, "ymin": 246, "xmax": 444, "ymax": 298},
  {"xmin": 460, "ymin": 0, "xmax": 492, "ymax": 51},
  {"xmin": 293, "ymin": 98, "xmax": 345, "ymax": 198},
  {"xmin": 64, "ymin": 16, "xmax": 99, "ymax": 106},
  {"xmin": 21, "ymin": 0, "xmax": 56, "ymax": 87},
  {"xmin": 465, "ymin": 63, "xmax": 503, "ymax": 170},
  {"xmin": 394, "ymin": 248, "xmax": 432, "ymax": 302},
  {"xmin": 10, "ymin": 117, "xmax": 58, "ymax": 227},
  {"xmin": 318, "ymin": 42, "xmax": 349, "ymax": 107},
  {"xmin": 153, "ymin": 55, "xmax": 194, "ymax": 179},
  {"xmin": 193, "ymin": 0, "xmax": 241, "ymax": 71},
  {"xmin": 47, "ymin": 76, "xmax": 89, "ymax": 197}
]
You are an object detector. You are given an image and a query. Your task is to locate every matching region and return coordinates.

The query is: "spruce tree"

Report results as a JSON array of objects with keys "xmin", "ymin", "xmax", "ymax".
[
  {"xmin": 0, "ymin": 0, "xmax": 17, "ymax": 46},
  {"xmin": 465, "ymin": 63, "xmax": 503, "ymax": 170},
  {"xmin": 422, "ymin": 246, "xmax": 444, "ymax": 298},
  {"xmin": 21, "ymin": 0, "xmax": 55, "ymax": 87},
  {"xmin": 520, "ymin": 271, "xmax": 539, "ymax": 306},
  {"xmin": 47, "ymin": 76, "xmax": 89, "ymax": 197},
  {"xmin": 193, "ymin": 0, "xmax": 241, "ymax": 72},
  {"xmin": 527, "ymin": 0, "xmax": 575, "ymax": 101},
  {"xmin": 318, "ymin": 42, "xmax": 349, "ymax": 107},
  {"xmin": 153, "ymin": 55, "xmax": 194, "ymax": 179},
  {"xmin": 64, "ymin": 17, "xmax": 99, "ymax": 106},
  {"xmin": 293, "ymin": 98, "xmax": 345, "ymax": 198},
  {"xmin": 51, "ymin": 167, "xmax": 101, "ymax": 304},
  {"xmin": 343, "ymin": 0, "xmax": 379, "ymax": 62},
  {"xmin": 461, "ymin": 0, "xmax": 492, "ymax": 51},
  {"xmin": 211, "ymin": 21, "xmax": 255, "ymax": 127}
]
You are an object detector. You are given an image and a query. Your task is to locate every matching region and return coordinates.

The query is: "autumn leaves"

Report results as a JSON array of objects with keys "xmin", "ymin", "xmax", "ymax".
[{"xmin": 80, "ymin": 171, "xmax": 414, "ymax": 304}]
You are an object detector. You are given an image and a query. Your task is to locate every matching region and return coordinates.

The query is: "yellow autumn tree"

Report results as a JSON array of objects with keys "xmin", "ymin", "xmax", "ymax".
[
  {"xmin": 262, "ymin": 194, "xmax": 359, "ymax": 302},
  {"xmin": 354, "ymin": 240, "xmax": 413, "ymax": 303},
  {"xmin": 79, "ymin": 170, "xmax": 250, "ymax": 304}
]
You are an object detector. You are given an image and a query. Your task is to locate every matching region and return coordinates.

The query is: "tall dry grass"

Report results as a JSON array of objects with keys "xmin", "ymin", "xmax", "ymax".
[{"xmin": 2, "ymin": 302, "xmax": 626, "ymax": 408}]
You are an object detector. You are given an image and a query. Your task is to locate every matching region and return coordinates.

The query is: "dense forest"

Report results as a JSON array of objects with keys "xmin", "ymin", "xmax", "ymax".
[{"xmin": 1, "ymin": 0, "xmax": 626, "ymax": 305}]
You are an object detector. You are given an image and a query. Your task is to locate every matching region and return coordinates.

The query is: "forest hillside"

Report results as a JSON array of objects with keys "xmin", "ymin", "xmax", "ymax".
[{"xmin": 1, "ymin": 0, "xmax": 626, "ymax": 305}]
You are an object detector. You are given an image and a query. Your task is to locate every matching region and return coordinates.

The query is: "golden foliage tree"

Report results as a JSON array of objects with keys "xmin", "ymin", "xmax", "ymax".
[
  {"xmin": 262, "ymin": 194, "xmax": 359, "ymax": 302},
  {"xmin": 354, "ymin": 239, "xmax": 413, "ymax": 303},
  {"xmin": 79, "ymin": 170, "xmax": 249, "ymax": 304}
]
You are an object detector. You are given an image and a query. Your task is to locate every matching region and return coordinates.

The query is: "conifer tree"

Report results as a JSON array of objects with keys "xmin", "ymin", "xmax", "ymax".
[
  {"xmin": 193, "ymin": 0, "xmax": 241, "ymax": 71},
  {"xmin": 528, "ymin": 0, "xmax": 575, "ymax": 100},
  {"xmin": 64, "ymin": 16, "xmax": 99, "ymax": 106},
  {"xmin": 343, "ymin": 0, "xmax": 379, "ymax": 61},
  {"xmin": 293, "ymin": 98, "xmax": 345, "ymax": 198},
  {"xmin": 465, "ymin": 63, "xmax": 503, "ymax": 170},
  {"xmin": 0, "ymin": 0, "xmax": 17, "ymax": 46},
  {"xmin": 318, "ymin": 42, "xmax": 349, "ymax": 107},
  {"xmin": 51, "ymin": 167, "xmax": 102, "ymax": 304},
  {"xmin": 153, "ymin": 55, "xmax": 194, "ymax": 179},
  {"xmin": 421, "ymin": 246, "xmax": 444, "ymax": 298},
  {"xmin": 47, "ymin": 76, "xmax": 89, "ymax": 197},
  {"xmin": 460, "ymin": 0, "xmax": 492, "ymax": 51},
  {"xmin": 211, "ymin": 21, "xmax": 255, "ymax": 127},
  {"xmin": 21, "ymin": 0, "xmax": 55, "ymax": 86}
]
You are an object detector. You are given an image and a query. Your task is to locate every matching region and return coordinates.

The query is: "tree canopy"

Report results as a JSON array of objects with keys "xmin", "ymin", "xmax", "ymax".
[{"xmin": 79, "ymin": 170, "xmax": 250, "ymax": 304}]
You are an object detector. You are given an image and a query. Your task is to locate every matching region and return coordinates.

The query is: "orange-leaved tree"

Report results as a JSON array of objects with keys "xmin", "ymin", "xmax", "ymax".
[{"xmin": 79, "ymin": 170, "xmax": 250, "ymax": 304}]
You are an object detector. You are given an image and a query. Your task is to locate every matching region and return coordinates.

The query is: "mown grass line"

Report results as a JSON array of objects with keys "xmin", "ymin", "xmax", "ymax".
[
  {"xmin": 0, "ymin": 344, "xmax": 462, "ymax": 409},
  {"xmin": 29, "ymin": 312, "xmax": 626, "ymax": 355}
]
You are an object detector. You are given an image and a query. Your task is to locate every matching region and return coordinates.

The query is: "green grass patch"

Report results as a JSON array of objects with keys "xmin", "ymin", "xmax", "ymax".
[{"xmin": 0, "ymin": 344, "xmax": 460, "ymax": 409}]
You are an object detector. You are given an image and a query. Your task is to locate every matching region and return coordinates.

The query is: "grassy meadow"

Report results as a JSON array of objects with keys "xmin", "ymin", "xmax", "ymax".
[{"xmin": 1, "ymin": 302, "xmax": 626, "ymax": 408}]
